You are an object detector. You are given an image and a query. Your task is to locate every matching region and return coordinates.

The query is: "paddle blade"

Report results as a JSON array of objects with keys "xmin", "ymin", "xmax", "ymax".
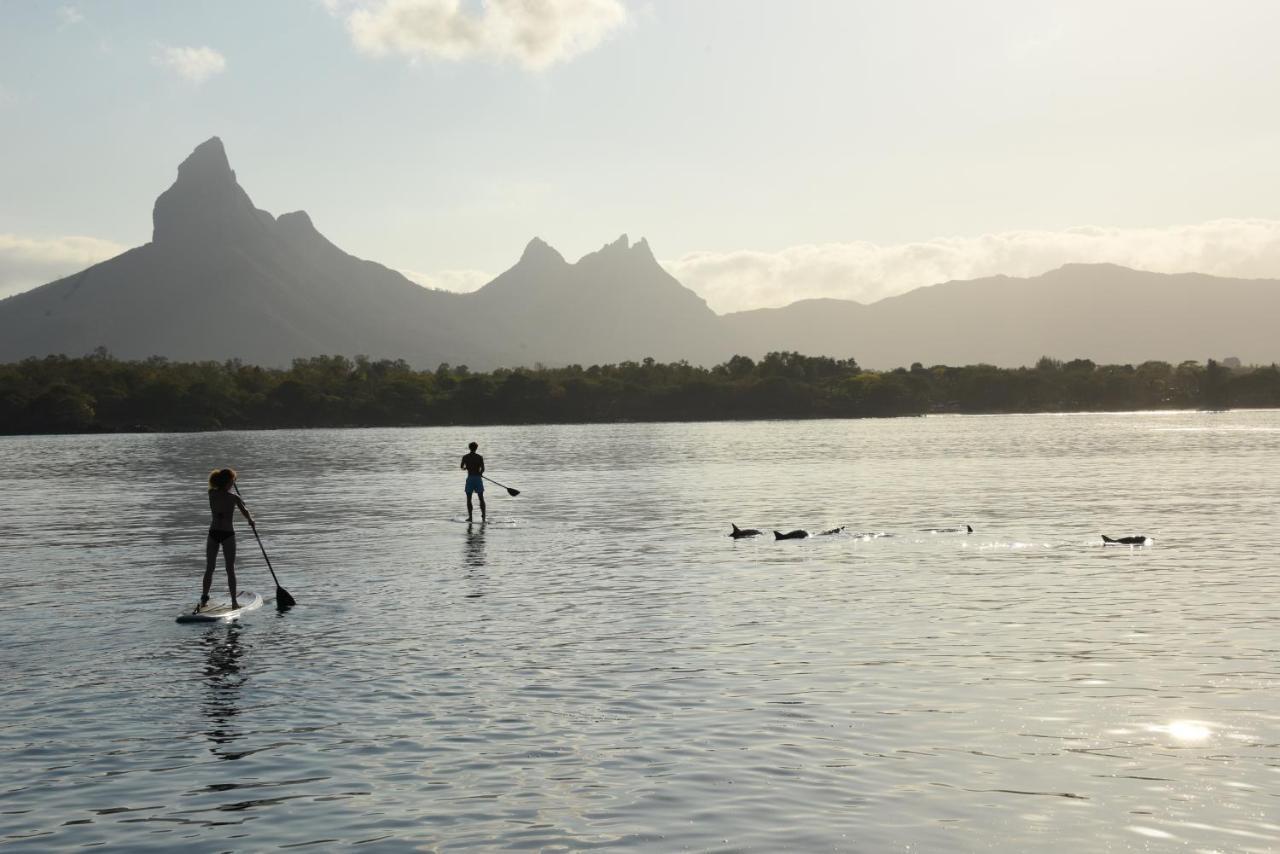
[
  {"xmin": 506, "ymin": 487, "xmax": 520, "ymax": 497},
  {"xmin": 276, "ymin": 586, "xmax": 297, "ymax": 608}
]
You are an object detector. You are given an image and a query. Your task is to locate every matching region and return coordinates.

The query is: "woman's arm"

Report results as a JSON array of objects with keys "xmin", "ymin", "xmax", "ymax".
[{"xmin": 233, "ymin": 493, "xmax": 256, "ymax": 527}]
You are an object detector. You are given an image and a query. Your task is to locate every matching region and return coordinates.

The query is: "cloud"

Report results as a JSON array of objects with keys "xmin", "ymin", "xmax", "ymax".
[
  {"xmin": 401, "ymin": 267, "xmax": 492, "ymax": 292},
  {"xmin": 340, "ymin": 0, "xmax": 628, "ymax": 70},
  {"xmin": 57, "ymin": 6, "xmax": 84, "ymax": 26},
  {"xmin": 667, "ymin": 219, "xmax": 1280, "ymax": 314},
  {"xmin": 154, "ymin": 45, "xmax": 227, "ymax": 83},
  {"xmin": 0, "ymin": 234, "xmax": 128, "ymax": 299}
]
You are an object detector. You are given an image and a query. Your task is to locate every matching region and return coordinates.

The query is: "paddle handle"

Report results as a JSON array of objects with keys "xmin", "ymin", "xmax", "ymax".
[{"xmin": 232, "ymin": 483, "xmax": 282, "ymax": 588}]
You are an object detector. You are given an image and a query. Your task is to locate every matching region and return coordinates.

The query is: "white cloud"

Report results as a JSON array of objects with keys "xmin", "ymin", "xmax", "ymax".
[
  {"xmin": 154, "ymin": 45, "xmax": 227, "ymax": 84},
  {"xmin": 668, "ymin": 219, "xmax": 1280, "ymax": 314},
  {"xmin": 57, "ymin": 6, "xmax": 84, "ymax": 26},
  {"xmin": 401, "ymin": 267, "xmax": 492, "ymax": 292},
  {"xmin": 340, "ymin": 0, "xmax": 628, "ymax": 70},
  {"xmin": 0, "ymin": 235, "xmax": 127, "ymax": 298}
]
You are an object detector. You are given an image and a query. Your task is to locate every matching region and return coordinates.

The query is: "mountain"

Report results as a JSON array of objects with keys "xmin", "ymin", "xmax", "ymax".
[
  {"xmin": 0, "ymin": 138, "xmax": 490, "ymax": 367},
  {"xmin": 3, "ymin": 138, "xmax": 1280, "ymax": 371},
  {"xmin": 473, "ymin": 234, "xmax": 729, "ymax": 366},
  {"xmin": 0, "ymin": 138, "xmax": 726, "ymax": 370},
  {"xmin": 722, "ymin": 264, "xmax": 1280, "ymax": 368}
]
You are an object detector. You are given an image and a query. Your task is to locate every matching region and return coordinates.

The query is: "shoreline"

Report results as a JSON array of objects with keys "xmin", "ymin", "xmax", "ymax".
[{"xmin": 3, "ymin": 405, "xmax": 1276, "ymax": 439}]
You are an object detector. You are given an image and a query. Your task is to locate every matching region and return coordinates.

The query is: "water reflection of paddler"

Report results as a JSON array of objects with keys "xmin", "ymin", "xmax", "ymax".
[
  {"xmin": 201, "ymin": 623, "xmax": 247, "ymax": 757},
  {"xmin": 464, "ymin": 520, "xmax": 487, "ymax": 569}
]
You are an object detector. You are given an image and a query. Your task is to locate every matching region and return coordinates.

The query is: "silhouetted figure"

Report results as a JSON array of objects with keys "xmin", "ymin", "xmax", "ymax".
[
  {"xmin": 201, "ymin": 468, "xmax": 254, "ymax": 612},
  {"xmin": 774, "ymin": 529, "xmax": 809, "ymax": 540},
  {"xmin": 730, "ymin": 523, "xmax": 762, "ymax": 538},
  {"xmin": 461, "ymin": 442, "xmax": 486, "ymax": 522}
]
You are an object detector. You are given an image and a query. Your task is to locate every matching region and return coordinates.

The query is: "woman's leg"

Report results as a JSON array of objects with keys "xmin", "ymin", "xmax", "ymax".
[
  {"xmin": 202, "ymin": 534, "xmax": 217, "ymax": 604},
  {"xmin": 225, "ymin": 536, "xmax": 239, "ymax": 607}
]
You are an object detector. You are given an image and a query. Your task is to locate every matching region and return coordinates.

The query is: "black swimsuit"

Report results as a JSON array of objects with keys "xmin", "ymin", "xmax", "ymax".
[{"xmin": 208, "ymin": 528, "xmax": 235, "ymax": 543}]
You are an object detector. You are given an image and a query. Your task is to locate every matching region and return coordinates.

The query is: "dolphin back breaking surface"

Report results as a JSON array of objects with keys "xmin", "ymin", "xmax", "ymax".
[{"xmin": 1102, "ymin": 534, "xmax": 1152, "ymax": 545}]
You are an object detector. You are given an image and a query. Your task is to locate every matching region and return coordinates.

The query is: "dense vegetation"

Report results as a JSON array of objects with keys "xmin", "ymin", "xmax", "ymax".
[{"xmin": 2, "ymin": 349, "xmax": 1277, "ymax": 434}]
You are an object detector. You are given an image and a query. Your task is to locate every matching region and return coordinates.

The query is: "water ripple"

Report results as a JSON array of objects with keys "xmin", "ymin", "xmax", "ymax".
[{"xmin": 2, "ymin": 411, "xmax": 1278, "ymax": 850}]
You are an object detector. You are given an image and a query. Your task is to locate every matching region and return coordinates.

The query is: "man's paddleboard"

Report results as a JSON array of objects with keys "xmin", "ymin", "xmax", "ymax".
[{"xmin": 175, "ymin": 591, "xmax": 264, "ymax": 623}]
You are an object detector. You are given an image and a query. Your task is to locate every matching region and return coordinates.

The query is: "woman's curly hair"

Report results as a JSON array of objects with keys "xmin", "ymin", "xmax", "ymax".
[{"xmin": 208, "ymin": 468, "xmax": 237, "ymax": 491}]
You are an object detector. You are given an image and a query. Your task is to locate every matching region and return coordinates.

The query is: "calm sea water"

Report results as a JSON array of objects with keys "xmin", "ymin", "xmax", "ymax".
[{"xmin": 3, "ymin": 412, "xmax": 1278, "ymax": 852}]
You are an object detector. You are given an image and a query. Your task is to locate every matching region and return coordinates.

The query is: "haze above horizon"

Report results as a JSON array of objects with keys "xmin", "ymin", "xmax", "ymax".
[{"xmin": 3, "ymin": 0, "xmax": 1280, "ymax": 311}]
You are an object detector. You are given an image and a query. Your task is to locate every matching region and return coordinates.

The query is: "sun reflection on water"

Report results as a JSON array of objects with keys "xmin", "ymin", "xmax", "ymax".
[{"xmin": 1153, "ymin": 720, "xmax": 1213, "ymax": 742}]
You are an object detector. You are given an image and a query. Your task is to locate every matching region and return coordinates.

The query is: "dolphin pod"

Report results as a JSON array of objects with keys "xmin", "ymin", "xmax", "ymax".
[
  {"xmin": 732, "ymin": 524, "xmax": 971, "ymax": 540},
  {"xmin": 732, "ymin": 525, "xmax": 1156, "ymax": 546},
  {"xmin": 730, "ymin": 524, "xmax": 849, "ymax": 539}
]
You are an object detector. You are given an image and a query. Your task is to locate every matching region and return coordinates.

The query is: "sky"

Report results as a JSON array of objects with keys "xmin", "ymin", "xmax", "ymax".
[{"xmin": 2, "ymin": 0, "xmax": 1280, "ymax": 312}]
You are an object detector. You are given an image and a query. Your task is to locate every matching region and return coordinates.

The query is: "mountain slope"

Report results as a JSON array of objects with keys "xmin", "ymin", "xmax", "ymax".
[
  {"xmin": 472, "ymin": 235, "xmax": 730, "ymax": 366},
  {"xmin": 723, "ymin": 264, "xmax": 1280, "ymax": 368},
  {"xmin": 0, "ymin": 138, "xmax": 484, "ymax": 367}
]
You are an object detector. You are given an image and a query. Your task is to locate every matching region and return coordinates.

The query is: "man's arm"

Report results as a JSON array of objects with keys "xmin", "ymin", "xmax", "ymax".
[{"xmin": 461, "ymin": 457, "xmax": 467, "ymax": 470}]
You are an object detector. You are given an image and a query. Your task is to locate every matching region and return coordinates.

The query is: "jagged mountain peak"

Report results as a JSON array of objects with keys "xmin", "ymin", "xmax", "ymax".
[
  {"xmin": 151, "ymin": 136, "xmax": 268, "ymax": 246},
  {"xmin": 177, "ymin": 136, "xmax": 233, "ymax": 180},
  {"xmin": 597, "ymin": 234, "xmax": 630, "ymax": 254},
  {"xmin": 519, "ymin": 236, "xmax": 567, "ymax": 266},
  {"xmin": 277, "ymin": 210, "xmax": 318, "ymax": 236},
  {"xmin": 574, "ymin": 233, "xmax": 666, "ymax": 277},
  {"xmin": 278, "ymin": 209, "xmax": 313, "ymax": 227},
  {"xmin": 631, "ymin": 236, "xmax": 654, "ymax": 260}
]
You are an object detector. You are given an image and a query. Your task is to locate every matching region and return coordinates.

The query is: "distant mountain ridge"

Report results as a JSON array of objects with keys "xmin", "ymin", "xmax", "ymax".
[
  {"xmin": 2, "ymin": 138, "xmax": 1279, "ymax": 369},
  {"xmin": 723, "ymin": 263, "xmax": 1280, "ymax": 367}
]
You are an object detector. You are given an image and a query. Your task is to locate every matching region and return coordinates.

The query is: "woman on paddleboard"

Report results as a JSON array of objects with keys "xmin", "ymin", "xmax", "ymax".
[{"xmin": 201, "ymin": 468, "xmax": 255, "ymax": 612}]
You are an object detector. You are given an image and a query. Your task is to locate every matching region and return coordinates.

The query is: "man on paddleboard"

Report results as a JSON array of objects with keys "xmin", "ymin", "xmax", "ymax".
[{"xmin": 461, "ymin": 442, "xmax": 486, "ymax": 522}]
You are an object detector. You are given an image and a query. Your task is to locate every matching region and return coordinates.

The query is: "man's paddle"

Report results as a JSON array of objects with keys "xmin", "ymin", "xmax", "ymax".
[
  {"xmin": 483, "ymin": 475, "xmax": 520, "ymax": 497},
  {"xmin": 232, "ymin": 483, "xmax": 296, "ymax": 608}
]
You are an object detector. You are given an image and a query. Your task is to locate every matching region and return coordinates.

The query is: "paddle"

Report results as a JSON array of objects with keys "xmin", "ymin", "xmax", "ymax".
[
  {"xmin": 482, "ymin": 475, "xmax": 520, "ymax": 497},
  {"xmin": 232, "ymin": 483, "xmax": 296, "ymax": 608}
]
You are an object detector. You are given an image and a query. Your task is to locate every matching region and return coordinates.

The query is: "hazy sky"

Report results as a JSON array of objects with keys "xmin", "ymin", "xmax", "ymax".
[{"xmin": 3, "ymin": 0, "xmax": 1280, "ymax": 311}]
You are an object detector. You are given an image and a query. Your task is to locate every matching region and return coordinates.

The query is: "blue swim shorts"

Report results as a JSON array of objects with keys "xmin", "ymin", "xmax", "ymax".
[{"xmin": 465, "ymin": 474, "xmax": 484, "ymax": 495}]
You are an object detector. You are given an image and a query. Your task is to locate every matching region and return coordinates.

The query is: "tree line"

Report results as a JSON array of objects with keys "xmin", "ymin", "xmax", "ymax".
[{"xmin": 2, "ymin": 349, "xmax": 1277, "ymax": 434}]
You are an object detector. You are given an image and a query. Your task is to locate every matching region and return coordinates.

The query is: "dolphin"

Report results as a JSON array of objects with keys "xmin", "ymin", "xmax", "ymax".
[
  {"xmin": 1102, "ymin": 535, "xmax": 1151, "ymax": 545},
  {"xmin": 819, "ymin": 526, "xmax": 846, "ymax": 536},
  {"xmin": 774, "ymin": 529, "xmax": 809, "ymax": 540},
  {"xmin": 924, "ymin": 524, "xmax": 973, "ymax": 534},
  {"xmin": 730, "ymin": 524, "xmax": 762, "ymax": 539}
]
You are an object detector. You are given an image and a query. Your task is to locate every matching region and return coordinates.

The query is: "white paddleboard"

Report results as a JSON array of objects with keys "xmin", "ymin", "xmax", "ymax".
[{"xmin": 175, "ymin": 590, "xmax": 264, "ymax": 623}]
